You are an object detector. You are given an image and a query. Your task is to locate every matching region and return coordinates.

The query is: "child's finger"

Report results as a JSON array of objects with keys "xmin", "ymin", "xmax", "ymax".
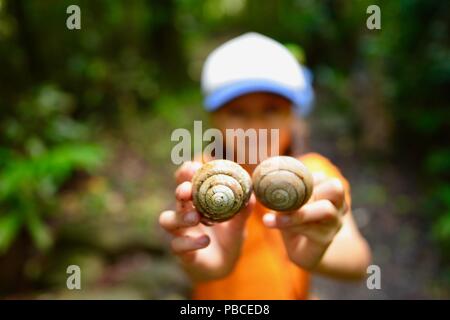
[
  {"xmin": 159, "ymin": 210, "xmax": 201, "ymax": 233},
  {"xmin": 213, "ymin": 194, "xmax": 254, "ymax": 252},
  {"xmin": 175, "ymin": 181, "xmax": 195, "ymax": 214},
  {"xmin": 176, "ymin": 199, "xmax": 195, "ymax": 214},
  {"xmin": 175, "ymin": 181, "xmax": 193, "ymax": 202},
  {"xmin": 312, "ymin": 172, "xmax": 327, "ymax": 186},
  {"xmin": 171, "ymin": 234, "xmax": 210, "ymax": 254},
  {"xmin": 263, "ymin": 199, "xmax": 338, "ymax": 229},
  {"xmin": 237, "ymin": 193, "xmax": 256, "ymax": 219},
  {"xmin": 175, "ymin": 161, "xmax": 203, "ymax": 184},
  {"xmin": 224, "ymin": 194, "xmax": 255, "ymax": 230},
  {"xmin": 312, "ymin": 178, "xmax": 345, "ymax": 210}
]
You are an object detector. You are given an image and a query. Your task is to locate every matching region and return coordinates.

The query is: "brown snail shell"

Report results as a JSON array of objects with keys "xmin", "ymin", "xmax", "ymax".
[
  {"xmin": 252, "ymin": 156, "xmax": 313, "ymax": 211},
  {"xmin": 192, "ymin": 160, "xmax": 252, "ymax": 223}
]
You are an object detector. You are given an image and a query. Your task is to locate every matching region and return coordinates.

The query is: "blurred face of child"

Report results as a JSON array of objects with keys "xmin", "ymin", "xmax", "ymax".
[{"xmin": 211, "ymin": 92, "xmax": 295, "ymax": 167}]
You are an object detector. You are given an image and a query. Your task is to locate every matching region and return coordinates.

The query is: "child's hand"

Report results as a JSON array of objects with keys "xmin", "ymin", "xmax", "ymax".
[
  {"xmin": 262, "ymin": 173, "xmax": 346, "ymax": 270},
  {"xmin": 159, "ymin": 161, "xmax": 255, "ymax": 282}
]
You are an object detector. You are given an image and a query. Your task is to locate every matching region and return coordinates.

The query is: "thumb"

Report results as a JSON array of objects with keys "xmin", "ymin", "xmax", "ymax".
[
  {"xmin": 212, "ymin": 194, "xmax": 255, "ymax": 254},
  {"xmin": 175, "ymin": 161, "xmax": 203, "ymax": 184},
  {"xmin": 223, "ymin": 194, "xmax": 255, "ymax": 234}
]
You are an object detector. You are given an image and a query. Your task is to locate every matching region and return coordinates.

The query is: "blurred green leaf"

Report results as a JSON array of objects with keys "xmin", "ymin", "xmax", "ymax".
[
  {"xmin": 433, "ymin": 212, "xmax": 450, "ymax": 243},
  {"xmin": 426, "ymin": 149, "xmax": 450, "ymax": 176},
  {"xmin": 26, "ymin": 209, "xmax": 53, "ymax": 251},
  {"xmin": 0, "ymin": 213, "xmax": 22, "ymax": 254}
]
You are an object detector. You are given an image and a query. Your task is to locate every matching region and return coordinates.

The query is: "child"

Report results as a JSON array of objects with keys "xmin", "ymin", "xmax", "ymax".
[{"xmin": 159, "ymin": 33, "xmax": 371, "ymax": 299}]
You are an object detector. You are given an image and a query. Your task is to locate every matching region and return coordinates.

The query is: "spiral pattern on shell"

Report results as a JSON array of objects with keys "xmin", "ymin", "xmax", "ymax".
[
  {"xmin": 192, "ymin": 160, "xmax": 252, "ymax": 223},
  {"xmin": 252, "ymin": 156, "xmax": 313, "ymax": 211}
]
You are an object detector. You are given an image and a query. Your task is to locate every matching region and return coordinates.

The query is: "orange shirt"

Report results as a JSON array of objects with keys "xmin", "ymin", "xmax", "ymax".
[{"xmin": 192, "ymin": 152, "xmax": 351, "ymax": 300}]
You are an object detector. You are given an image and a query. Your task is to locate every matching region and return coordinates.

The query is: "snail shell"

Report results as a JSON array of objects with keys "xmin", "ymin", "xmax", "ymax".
[
  {"xmin": 252, "ymin": 156, "xmax": 313, "ymax": 211},
  {"xmin": 192, "ymin": 160, "xmax": 252, "ymax": 223}
]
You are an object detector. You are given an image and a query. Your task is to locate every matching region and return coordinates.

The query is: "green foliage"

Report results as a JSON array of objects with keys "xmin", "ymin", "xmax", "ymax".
[
  {"xmin": 370, "ymin": 0, "xmax": 450, "ymax": 253},
  {"xmin": 0, "ymin": 85, "xmax": 105, "ymax": 253}
]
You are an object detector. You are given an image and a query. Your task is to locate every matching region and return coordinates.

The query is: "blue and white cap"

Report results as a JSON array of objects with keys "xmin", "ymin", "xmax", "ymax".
[{"xmin": 201, "ymin": 32, "xmax": 314, "ymax": 116}]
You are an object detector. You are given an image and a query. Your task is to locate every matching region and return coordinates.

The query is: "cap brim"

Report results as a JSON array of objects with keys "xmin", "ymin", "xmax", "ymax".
[{"xmin": 204, "ymin": 79, "xmax": 313, "ymax": 116}]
